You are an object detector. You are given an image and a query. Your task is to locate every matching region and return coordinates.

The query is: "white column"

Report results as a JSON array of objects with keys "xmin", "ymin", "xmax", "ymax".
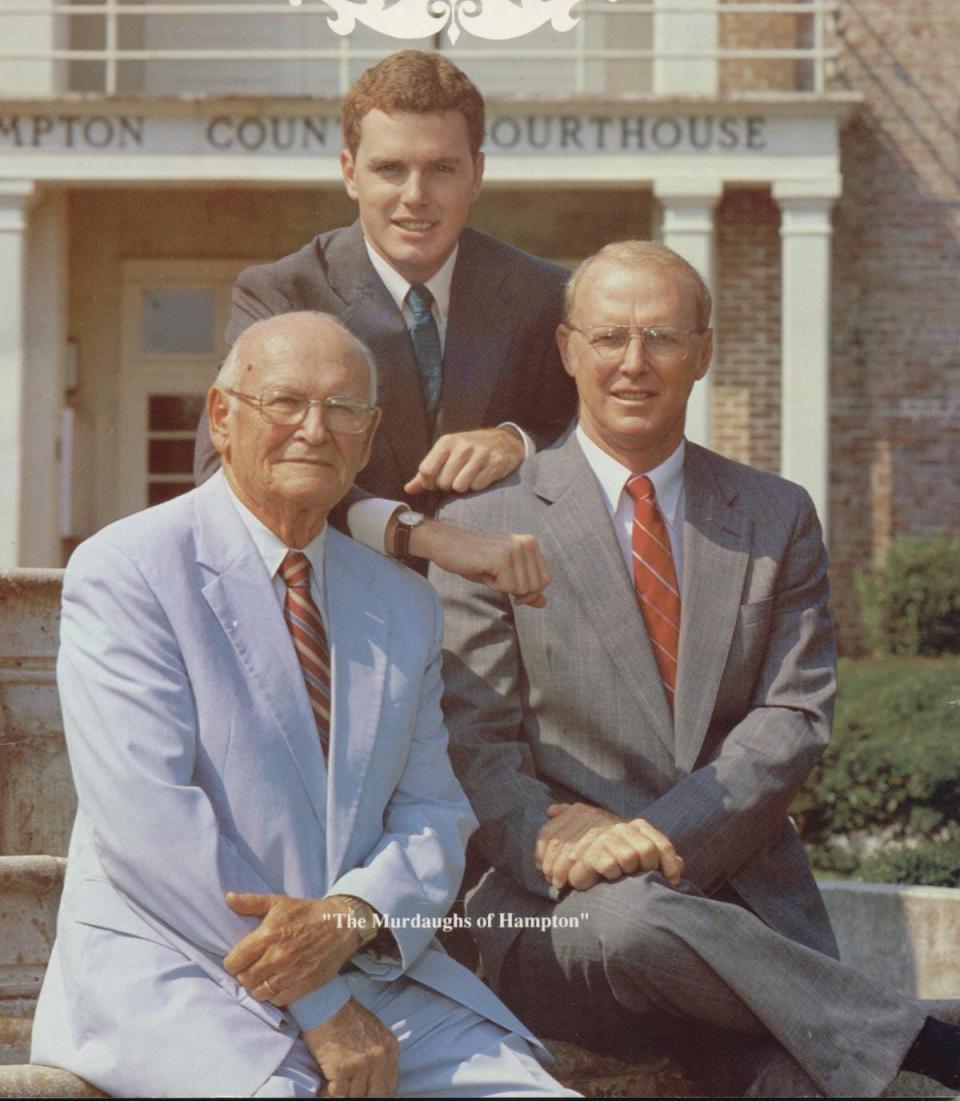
[
  {"xmin": 772, "ymin": 180, "xmax": 840, "ymax": 539},
  {"xmin": 1, "ymin": 0, "xmax": 67, "ymax": 96},
  {"xmin": 0, "ymin": 182, "xmax": 35, "ymax": 567},
  {"xmin": 653, "ymin": 0, "xmax": 718, "ymax": 96},
  {"xmin": 23, "ymin": 191, "xmax": 69, "ymax": 566},
  {"xmin": 654, "ymin": 178, "xmax": 722, "ymax": 448}
]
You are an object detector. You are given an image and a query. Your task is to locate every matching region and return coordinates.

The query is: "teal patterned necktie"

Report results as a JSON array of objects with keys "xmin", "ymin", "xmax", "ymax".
[{"xmin": 406, "ymin": 283, "xmax": 443, "ymax": 427}]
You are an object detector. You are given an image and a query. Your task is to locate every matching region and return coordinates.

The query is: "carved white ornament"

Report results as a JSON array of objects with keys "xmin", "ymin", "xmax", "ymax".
[{"xmin": 322, "ymin": 0, "xmax": 607, "ymax": 45}]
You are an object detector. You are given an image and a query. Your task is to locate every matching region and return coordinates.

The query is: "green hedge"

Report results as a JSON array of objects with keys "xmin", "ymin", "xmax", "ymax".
[
  {"xmin": 857, "ymin": 536, "xmax": 960, "ymax": 656},
  {"xmin": 793, "ymin": 655, "xmax": 960, "ymax": 886}
]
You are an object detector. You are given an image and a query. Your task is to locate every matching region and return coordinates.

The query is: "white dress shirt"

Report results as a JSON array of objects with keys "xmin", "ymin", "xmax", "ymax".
[
  {"xmin": 575, "ymin": 425, "xmax": 686, "ymax": 585},
  {"xmin": 223, "ymin": 477, "xmax": 328, "ymax": 624},
  {"xmin": 364, "ymin": 239, "xmax": 456, "ymax": 352}
]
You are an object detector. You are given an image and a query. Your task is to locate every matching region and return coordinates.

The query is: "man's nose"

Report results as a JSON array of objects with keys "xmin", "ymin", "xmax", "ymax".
[
  {"xmin": 620, "ymin": 331, "xmax": 651, "ymax": 373},
  {"xmin": 400, "ymin": 170, "xmax": 427, "ymax": 205},
  {"xmin": 296, "ymin": 403, "xmax": 328, "ymax": 442}
]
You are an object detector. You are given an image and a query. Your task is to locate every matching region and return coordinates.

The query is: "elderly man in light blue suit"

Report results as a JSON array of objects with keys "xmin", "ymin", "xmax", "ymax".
[{"xmin": 31, "ymin": 312, "xmax": 572, "ymax": 1098}]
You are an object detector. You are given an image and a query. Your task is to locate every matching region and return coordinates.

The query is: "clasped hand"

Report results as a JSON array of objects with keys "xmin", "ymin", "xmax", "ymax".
[
  {"xmin": 224, "ymin": 894, "xmax": 400, "ymax": 1097},
  {"xmin": 223, "ymin": 892, "xmax": 359, "ymax": 1006},
  {"xmin": 536, "ymin": 802, "xmax": 684, "ymax": 891}
]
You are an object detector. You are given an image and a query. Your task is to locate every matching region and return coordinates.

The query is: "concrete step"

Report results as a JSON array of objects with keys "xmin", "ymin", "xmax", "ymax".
[{"xmin": 0, "ymin": 1065, "xmax": 106, "ymax": 1098}]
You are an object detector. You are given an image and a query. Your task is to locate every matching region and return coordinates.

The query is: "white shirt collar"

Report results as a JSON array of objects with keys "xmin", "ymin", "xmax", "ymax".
[
  {"xmin": 222, "ymin": 475, "xmax": 327, "ymax": 596},
  {"xmin": 575, "ymin": 425, "xmax": 685, "ymax": 528},
  {"xmin": 363, "ymin": 237, "xmax": 458, "ymax": 325}
]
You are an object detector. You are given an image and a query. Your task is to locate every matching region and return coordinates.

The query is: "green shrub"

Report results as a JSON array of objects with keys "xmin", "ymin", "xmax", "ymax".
[
  {"xmin": 856, "ymin": 536, "xmax": 960, "ymax": 656},
  {"xmin": 793, "ymin": 656, "xmax": 960, "ymax": 886},
  {"xmin": 857, "ymin": 837, "xmax": 960, "ymax": 888}
]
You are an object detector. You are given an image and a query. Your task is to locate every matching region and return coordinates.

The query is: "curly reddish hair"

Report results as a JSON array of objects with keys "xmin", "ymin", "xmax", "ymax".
[{"xmin": 341, "ymin": 50, "xmax": 485, "ymax": 157}]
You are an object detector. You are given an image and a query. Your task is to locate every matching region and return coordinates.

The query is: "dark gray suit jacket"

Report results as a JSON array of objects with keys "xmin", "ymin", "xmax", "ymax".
[
  {"xmin": 194, "ymin": 221, "xmax": 576, "ymax": 515},
  {"xmin": 433, "ymin": 429, "xmax": 839, "ymax": 989}
]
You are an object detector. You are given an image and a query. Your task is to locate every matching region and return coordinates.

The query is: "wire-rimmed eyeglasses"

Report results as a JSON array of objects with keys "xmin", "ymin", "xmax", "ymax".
[
  {"xmin": 567, "ymin": 324, "xmax": 707, "ymax": 363},
  {"xmin": 225, "ymin": 387, "xmax": 377, "ymax": 434}
]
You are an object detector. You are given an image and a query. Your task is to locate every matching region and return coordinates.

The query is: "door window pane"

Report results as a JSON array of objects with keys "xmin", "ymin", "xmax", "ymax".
[
  {"xmin": 148, "ymin": 438, "xmax": 196, "ymax": 475},
  {"xmin": 148, "ymin": 393, "xmax": 207, "ymax": 431},
  {"xmin": 146, "ymin": 391, "xmax": 204, "ymax": 508},
  {"xmin": 141, "ymin": 289, "xmax": 215, "ymax": 355}
]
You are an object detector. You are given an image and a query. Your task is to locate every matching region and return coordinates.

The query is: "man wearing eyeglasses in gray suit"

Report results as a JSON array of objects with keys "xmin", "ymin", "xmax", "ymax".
[{"xmin": 433, "ymin": 240, "xmax": 960, "ymax": 1097}]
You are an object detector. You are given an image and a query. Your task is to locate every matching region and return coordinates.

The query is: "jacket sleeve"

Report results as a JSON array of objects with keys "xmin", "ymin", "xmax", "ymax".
[{"xmin": 641, "ymin": 488, "xmax": 836, "ymax": 893}]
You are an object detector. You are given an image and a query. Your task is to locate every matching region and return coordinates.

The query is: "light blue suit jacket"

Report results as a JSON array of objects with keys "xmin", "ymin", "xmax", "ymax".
[{"xmin": 32, "ymin": 472, "xmax": 531, "ymax": 1097}]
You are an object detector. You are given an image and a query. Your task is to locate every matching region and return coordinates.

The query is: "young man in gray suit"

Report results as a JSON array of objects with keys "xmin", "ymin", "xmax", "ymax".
[
  {"xmin": 195, "ymin": 50, "xmax": 575, "ymax": 600},
  {"xmin": 433, "ymin": 241, "xmax": 960, "ymax": 1096}
]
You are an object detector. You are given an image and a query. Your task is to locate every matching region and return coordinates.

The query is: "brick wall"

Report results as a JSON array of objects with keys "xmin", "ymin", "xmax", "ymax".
[
  {"xmin": 719, "ymin": 0, "xmax": 803, "ymax": 93},
  {"xmin": 713, "ymin": 188, "xmax": 782, "ymax": 474},
  {"xmin": 827, "ymin": 0, "xmax": 960, "ymax": 649},
  {"xmin": 712, "ymin": 2, "xmax": 960, "ymax": 651}
]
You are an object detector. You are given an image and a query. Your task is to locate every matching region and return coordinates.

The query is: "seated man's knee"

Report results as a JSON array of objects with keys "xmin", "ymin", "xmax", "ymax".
[{"xmin": 589, "ymin": 874, "xmax": 683, "ymax": 964}]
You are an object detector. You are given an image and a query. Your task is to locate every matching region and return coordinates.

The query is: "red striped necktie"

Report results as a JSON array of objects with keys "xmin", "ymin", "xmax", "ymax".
[
  {"xmin": 279, "ymin": 550, "xmax": 331, "ymax": 755},
  {"xmin": 626, "ymin": 474, "xmax": 681, "ymax": 711}
]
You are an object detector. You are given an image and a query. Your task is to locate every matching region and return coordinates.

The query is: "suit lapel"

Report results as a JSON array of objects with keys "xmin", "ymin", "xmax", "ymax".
[
  {"xmin": 535, "ymin": 433, "xmax": 675, "ymax": 754},
  {"xmin": 674, "ymin": 444, "xmax": 751, "ymax": 773},
  {"xmin": 322, "ymin": 528, "xmax": 388, "ymax": 885},
  {"xmin": 194, "ymin": 474, "xmax": 328, "ymax": 831},
  {"xmin": 438, "ymin": 229, "xmax": 520, "ymax": 437},
  {"xmin": 327, "ymin": 223, "xmax": 431, "ymax": 472}
]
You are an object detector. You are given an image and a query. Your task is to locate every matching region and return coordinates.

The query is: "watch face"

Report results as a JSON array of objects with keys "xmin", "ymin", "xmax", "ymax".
[{"xmin": 398, "ymin": 510, "xmax": 425, "ymax": 527}]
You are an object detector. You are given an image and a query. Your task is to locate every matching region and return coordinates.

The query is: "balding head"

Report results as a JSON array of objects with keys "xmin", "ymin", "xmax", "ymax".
[
  {"xmin": 207, "ymin": 312, "xmax": 382, "ymax": 547},
  {"xmin": 217, "ymin": 312, "xmax": 378, "ymax": 403},
  {"xmin": 565, "ymin": 240, "xmax": 712, "ymax": 331}
]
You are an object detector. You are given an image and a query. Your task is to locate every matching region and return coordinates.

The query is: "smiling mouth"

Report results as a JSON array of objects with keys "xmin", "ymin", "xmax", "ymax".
[
  {"xmin": 612, "ymin": 390, "xmax": 658, "ymax": 402},
  {"xmin": 393, "ymin": 219, "xmax": 436, "ymax": 232}
]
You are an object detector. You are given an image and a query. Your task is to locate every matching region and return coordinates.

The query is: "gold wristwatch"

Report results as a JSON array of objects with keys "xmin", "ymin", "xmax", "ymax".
[{"xmin": 339, "ymin": 895, "xmax": 379, "ymax": 948}]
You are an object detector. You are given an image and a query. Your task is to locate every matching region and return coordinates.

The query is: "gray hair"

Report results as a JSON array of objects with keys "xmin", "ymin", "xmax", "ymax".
[
  {"xmin": 214, "ymin": 312, "xmax": 378, "ymax": 403},
  {"xmin": 564, "ymin": 240, "xmax": 712, "ymax": 330}
]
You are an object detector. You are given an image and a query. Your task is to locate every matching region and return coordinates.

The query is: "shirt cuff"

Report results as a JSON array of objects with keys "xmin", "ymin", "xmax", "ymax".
[
  {"xmin": 287, "ymin": 974, "xmax": 352, "ymax": 1032},
  {"xmin": 499, "ymin": 422, "xmax": 535, "ymax": 460},
  {"xmin": 346, "ymin": 497, "xmax": 402, "ymax": 556}
]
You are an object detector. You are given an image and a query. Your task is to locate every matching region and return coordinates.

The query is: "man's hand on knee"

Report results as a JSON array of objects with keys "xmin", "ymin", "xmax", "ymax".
[
  {"xmin": 304, "ymin": 997, "xmax": 399, "ymax": 1098},
  {"xmin": 223, "ymin": 893, "xmax": 360, "ymax": 1005},
  {"xmin": 536, "ymin": 802, "xmax": 684, "ymax": 891}
]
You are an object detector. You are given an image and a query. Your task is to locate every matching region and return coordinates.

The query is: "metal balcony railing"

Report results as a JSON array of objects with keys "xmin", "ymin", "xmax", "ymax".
[{"xmin": 1, "ymin": 0, "xmax": 839, "ymax": 99}]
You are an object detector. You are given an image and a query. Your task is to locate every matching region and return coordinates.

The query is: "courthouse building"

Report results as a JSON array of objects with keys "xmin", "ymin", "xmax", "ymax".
[{"xmin": 1, "ymin": 0, "xmax": 957, "ymax": 647}]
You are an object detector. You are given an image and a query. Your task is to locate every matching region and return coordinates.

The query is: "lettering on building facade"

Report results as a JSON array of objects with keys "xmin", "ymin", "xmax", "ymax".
[{"xmin": 0, "ymin": 112, "xmax": 779, "ymax": 156}]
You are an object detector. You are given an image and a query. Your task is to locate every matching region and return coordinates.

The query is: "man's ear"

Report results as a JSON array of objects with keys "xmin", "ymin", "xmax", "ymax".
[
  {"xmin": 341, "ymin": 148, "xmax": 359, "ymax": 201},
  {"xmin": 694, "ymin": 328, "xmax": 714, "ymax": 381},
  {"xmin": 556, "ymin": 323, "xmax": 576, "ymax": 379},
  {"xmin": 207, "ymin": 386, "xmax": 231, "ymax": 460},
  {"xmin": 469, "ymin": 151, "xmax": 485, "ymax": 203}
]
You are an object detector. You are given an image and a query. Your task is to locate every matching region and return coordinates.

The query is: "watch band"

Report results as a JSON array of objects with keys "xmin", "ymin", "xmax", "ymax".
[
  {"xmin": 340, "ymin": 895, "xmax": 378, "ymax": 948},
  {"xmin": 394, "ymin": 510, "xmax": 425, "ymax": 562}
]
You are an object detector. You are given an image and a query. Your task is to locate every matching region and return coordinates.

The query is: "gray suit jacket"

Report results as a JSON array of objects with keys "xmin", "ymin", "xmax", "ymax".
[
  {"xmin": 194, "ymin": 221, "xmax": 576, "ymax": 515},
  {"xmin": 432, "ymin": 429, "xmax": 839, "ymax": 989}
]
